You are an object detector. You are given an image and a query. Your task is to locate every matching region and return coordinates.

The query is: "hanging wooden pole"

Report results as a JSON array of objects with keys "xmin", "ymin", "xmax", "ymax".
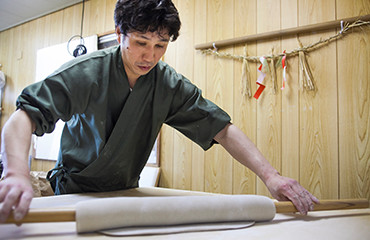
[{"xmin": 194, "ymin": 14, "xmax": 370, "ymax": 50}]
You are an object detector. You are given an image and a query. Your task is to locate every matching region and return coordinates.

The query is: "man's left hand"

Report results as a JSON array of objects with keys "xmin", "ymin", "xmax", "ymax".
[{"xmin": 265, "ymin": 173, "xmax": 319, "ymax": 215}]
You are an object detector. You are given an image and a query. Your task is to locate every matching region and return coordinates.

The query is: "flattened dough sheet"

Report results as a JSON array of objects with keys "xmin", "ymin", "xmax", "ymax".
[{"xmin": 100, "ymin": 222, "xmax": 255, "ymax": 236}]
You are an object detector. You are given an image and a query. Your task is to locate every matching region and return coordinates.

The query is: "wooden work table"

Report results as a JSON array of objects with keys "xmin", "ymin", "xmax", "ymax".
[{"xmin": 1, "ymin": 187, "xmax": 369, "ymax": 240}]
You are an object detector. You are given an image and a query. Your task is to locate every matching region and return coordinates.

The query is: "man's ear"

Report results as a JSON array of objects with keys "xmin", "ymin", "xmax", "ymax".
[{"xmin": 115, "ymin": 26, "xmax": 122, "ymax": 44}]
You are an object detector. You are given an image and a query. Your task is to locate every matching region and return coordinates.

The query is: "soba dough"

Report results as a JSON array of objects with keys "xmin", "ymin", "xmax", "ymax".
[{"xmin": 76, "ymin": 195, "xmax": 276, "ymax": 235}]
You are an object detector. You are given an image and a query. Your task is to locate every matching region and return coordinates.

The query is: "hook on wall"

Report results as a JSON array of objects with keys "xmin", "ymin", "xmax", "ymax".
[{"xmin": 212, "ymin": 42, "xmax": 218, "ymax": 52}]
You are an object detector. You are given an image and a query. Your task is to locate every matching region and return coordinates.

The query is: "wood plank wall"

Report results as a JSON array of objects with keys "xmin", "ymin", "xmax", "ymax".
[
  {"xmin": 0, "ymin": 0, "xmax": 368, "ymax": 201},
  {"xmin": 161, "ymin": 0, "xmax": 370, "ymax": 201}
]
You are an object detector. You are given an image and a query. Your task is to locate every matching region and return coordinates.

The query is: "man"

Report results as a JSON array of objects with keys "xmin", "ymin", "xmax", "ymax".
[{"xmin": 0, "ymin": 0, "xmax": 318, "ymax": 223}]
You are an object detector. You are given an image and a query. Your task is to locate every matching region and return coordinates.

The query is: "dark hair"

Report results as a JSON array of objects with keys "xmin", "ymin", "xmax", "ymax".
[{"xmin": 114, "ymin": 0, "xmax": 181, "ymax": 41}]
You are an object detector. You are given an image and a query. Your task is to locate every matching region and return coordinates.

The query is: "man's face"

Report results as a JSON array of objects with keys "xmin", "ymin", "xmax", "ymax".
[{"xmin": 116, "ymin": 28, "xmax": 170, "ymax": 82}]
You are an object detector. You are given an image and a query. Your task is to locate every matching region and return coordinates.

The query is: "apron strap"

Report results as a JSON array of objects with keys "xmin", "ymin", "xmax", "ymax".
[
  {"xmin": 46, "ymin": 165, "xmax": 64, "ymax": 182},
  {"xmin": 46, "ymin": 165, "xmax": 66, "ymax": 194}
]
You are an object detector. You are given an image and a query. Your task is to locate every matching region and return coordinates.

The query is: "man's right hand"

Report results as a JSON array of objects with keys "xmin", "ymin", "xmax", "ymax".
[
  {"xmin": 0, "ymin": 109, "xmax": 36, "ymax": 223},
  {"xmin": 0, "ymin": 174, "xmax": 34, "ymax": 222}
]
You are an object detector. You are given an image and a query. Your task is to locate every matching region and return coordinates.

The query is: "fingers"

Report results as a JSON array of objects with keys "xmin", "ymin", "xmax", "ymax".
[
  {"xmin": 14, "ymin": 190, "xmax": 33, "ymax": 221},
  {"xmin": 287, "ymin": 182, "xmax": 319, "ymax": 215},
  {"xmin": 0, "ymin": 183, "xmax": 12, "ymax": 222},
  {"xmin": 0, "ymin": 188, "xmax": 33, "ymax": 222},
  {"xmin": 309, "ymin": 192, "xmax": 320, "ymax": 204},
  {"xmin": 292, "ymin": 185, "xmax": 310, "ymax": 214},
  {"xmin": 284, "ymin": 185, "xmax": 308, "ymax": 215},
  {"xmin": 0, "ymin": 187, "xmax": 21, "ymax": 222},
  {"xmin": 0, "ymin": 181, "xmax": 9, "ymax": 202},
  {"xmin": 0, "ymin": 178, "xmax": 33, "ymax": 223},
  {"xmin": 270, "ymin": 177, "xmax": 319, "ymax": 215}
]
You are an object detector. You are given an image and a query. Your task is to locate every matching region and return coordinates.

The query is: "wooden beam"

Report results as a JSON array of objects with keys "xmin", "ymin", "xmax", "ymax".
[{"xmin": 194, "ymin": 14, "xmax": 370, "ymax": 50}]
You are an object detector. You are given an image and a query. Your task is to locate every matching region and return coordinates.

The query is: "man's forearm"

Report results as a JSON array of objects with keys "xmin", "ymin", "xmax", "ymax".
[
  {"xmin": 1, "ymin": 109, "xmax": 35, "ymax": 177},
  {"xmin": 0, "ymin": 109, "xmax": 36, "ymax": 222},
  {"xmin": 213, "ymin": 123, "xmax": 279, "ymax": 184}
]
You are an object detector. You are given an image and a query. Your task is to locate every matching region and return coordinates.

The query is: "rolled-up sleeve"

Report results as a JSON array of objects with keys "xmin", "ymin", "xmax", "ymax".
[
  {"xmin": 16, "ymin": 78, "xmax": 72, "ymax": 136},
  {"xmin": 16, "ymin": 61, "xmax": 95, "ymax": 136},
  {"xmin": 164, "ymin": 77, "xmax": 231, "ymax": 151}
]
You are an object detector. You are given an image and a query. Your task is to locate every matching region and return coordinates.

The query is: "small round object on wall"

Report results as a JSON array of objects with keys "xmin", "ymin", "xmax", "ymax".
[{"xmin": 67, "ymin": 35, "xmax": 87, "ymax": 58}]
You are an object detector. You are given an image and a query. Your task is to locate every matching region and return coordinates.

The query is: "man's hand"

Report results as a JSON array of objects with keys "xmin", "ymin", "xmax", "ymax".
[
  {"xmin": 214, "ymin": 123, "xmax": 319, "ymax": 215},
  {"xmin": 0, "ymin": 174, "xmax": 34, "ymax": 222},
  {"xmin": 264, "ymin": 173, "xmax": 319, "ymax": 215},
  {"xmin": 0, "ymin": 109, "xmax": 36, "ymax": 223}
]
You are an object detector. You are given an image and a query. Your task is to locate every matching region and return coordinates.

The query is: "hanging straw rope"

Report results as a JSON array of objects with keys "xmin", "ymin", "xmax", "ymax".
[
  {"xmin": 241, "ymin": 45, "xmax": 252, "ymax": 97},
  {"xmin": 199, "ymin": 19, "xmax": 369, "ymax": 96},
  {"xmin": 270, "ymin": 48, "xmax": 278, "ymax": 94},
  {"xmin": 297, "ymin": 38, "xmax": 315, "ymax": 91}
]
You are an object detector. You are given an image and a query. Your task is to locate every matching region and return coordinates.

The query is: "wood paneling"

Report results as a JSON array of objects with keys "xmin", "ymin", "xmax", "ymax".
[
  {"xmin": 337, "ymin": 0, "xmax": 370, "ymax": 199},
  {"xmin": 0, "ymin": 0, "xmax": 369, "ymax": 201},
  {"xmin": 204, "ymin": 0, "xmax": 234, "ymax": 194}
]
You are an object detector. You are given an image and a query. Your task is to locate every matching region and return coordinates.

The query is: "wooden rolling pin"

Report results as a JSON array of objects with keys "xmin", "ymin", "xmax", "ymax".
[
  {"xmin": 275, "ymin": 198, "xmax": 369, "ymax": 213},
  {"xmin": 5, "ymin": 198, "xmax": 369, "ymax": 224}
]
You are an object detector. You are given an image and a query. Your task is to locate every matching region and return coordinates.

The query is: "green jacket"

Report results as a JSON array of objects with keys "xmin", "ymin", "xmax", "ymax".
[{"xmin": 17, "ymin": 45, "xmax": 231, "ymax": 194}]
